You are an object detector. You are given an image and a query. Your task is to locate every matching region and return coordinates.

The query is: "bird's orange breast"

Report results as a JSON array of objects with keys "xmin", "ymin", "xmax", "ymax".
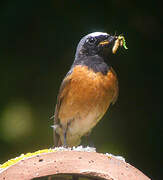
[{"xmin": 58, "ymin": 65, "xmax": 118, "ymax": 137}]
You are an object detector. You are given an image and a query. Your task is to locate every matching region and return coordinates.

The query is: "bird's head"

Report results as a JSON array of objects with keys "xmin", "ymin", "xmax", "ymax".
[{"xmin": 75, "ymin": 32, "xmax": 126, "ymax": 59}]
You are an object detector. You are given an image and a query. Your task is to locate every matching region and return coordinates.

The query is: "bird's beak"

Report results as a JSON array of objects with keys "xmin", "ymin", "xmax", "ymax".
[
  {"xmin": 99, "ymin": 35, "xmax": 128, "ymax": 54},
  {"xmin": 99, "ymin": 36, "xmax": 117, "ymax": 47},
  {"xmin": 99, "ymin": 40, "xmax": 110, "ymax": 46}
]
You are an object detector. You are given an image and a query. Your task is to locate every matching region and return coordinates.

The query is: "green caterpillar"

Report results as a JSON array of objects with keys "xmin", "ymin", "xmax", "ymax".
[
  {"xmin": 112, "ymin": 35, "xmax": 128, "ymax": 54},
  {"xmin": 118, "ymin": 35, "xmax": 128, "ymax": 49}
]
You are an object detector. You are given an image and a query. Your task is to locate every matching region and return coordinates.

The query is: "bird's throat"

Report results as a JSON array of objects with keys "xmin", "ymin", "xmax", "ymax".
[{"xmin": 73, "ymin": 55, "xmax": 110, "ymax": 75}]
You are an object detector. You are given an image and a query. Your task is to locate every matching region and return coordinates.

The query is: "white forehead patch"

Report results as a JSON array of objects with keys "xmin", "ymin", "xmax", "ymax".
[{"xmin": 89, "ymin": 32, "xmax": 108, "ymax": 37}]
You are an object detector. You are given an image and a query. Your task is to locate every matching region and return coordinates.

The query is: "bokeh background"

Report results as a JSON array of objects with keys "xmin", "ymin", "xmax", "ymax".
[{"xmin": 0, "ymin": 0, "xmax": 161, "ymax": 179}]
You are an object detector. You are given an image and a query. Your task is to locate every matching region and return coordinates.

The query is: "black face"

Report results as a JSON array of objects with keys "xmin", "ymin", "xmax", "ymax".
[{"xmin": 75, "ymin": 32, "xmax": 116, "ymax": 58}]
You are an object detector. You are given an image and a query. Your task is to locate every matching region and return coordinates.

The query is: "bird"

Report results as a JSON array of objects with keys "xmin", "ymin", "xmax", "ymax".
[{"xmin": 53, "ymin": 32, "xmax": 127, "ymax": 147}]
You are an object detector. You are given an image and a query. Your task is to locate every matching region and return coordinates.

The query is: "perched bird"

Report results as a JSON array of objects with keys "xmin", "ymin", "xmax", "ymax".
[{"xmin": 53, "ymin": 32, "xmax": 127, "ymax": 147}]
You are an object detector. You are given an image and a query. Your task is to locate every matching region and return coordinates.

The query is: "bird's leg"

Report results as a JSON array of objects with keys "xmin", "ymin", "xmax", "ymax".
[
  {"xmin": 63, "ymin": 120, "xmax": 72, "ymax": 147},
  {"xmin": 63, "ymin": 127, "xmax": 68, "ymax": 147},
  {"xmin": 85, "ymin": 130, "xmax": 94, "ymax": 147}
]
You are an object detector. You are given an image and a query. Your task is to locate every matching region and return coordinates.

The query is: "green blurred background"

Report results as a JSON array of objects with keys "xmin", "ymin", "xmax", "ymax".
[{"xmin": 0, "ymin": 0, "xmax": 161, "ymax": 179}]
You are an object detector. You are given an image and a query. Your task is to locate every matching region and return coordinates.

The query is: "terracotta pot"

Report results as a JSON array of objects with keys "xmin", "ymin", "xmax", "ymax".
[{"xmin": 0, "ymin": 150, "xmax": 150, "ymax": 180}]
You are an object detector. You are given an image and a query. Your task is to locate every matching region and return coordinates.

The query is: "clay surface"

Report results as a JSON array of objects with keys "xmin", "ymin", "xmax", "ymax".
[{"xmin": 0, "ymin": 151, "xmax": 150, "ymax": 180}]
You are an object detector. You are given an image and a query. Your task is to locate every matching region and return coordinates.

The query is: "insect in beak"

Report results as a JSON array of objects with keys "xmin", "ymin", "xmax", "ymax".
[{"xmin": 112, "ymin": 35, "xmax": 128, "ymax": 54}]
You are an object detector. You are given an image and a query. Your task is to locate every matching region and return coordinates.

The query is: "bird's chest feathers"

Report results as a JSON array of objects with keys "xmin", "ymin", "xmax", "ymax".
[
  {"xmin": 63, "ymin": 65, "xmax": 117, "ymax": 135},
  {"xmin": 69, "ymin": 65, "xmax": 116, "ymax": 102},
  {"xmin": 59, "ymin": 65, "xmax": 118, "ymax": 139}
]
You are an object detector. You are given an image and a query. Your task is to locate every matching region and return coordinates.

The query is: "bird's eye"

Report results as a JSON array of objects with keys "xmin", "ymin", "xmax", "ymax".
[{"xmin": 86, "ymin": 37, "xmax": 96, "ymax": 45}]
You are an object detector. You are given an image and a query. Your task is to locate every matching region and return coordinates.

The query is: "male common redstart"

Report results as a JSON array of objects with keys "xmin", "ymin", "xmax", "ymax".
[{"xmin": 53, "ymin": 32, "xmax": 127, "ymax": 147}]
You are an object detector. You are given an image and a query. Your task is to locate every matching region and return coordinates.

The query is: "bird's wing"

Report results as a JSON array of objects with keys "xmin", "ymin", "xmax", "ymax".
[{"xmin": 53, "ymin": 74, "xmax": 72, "ymax": 146}]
